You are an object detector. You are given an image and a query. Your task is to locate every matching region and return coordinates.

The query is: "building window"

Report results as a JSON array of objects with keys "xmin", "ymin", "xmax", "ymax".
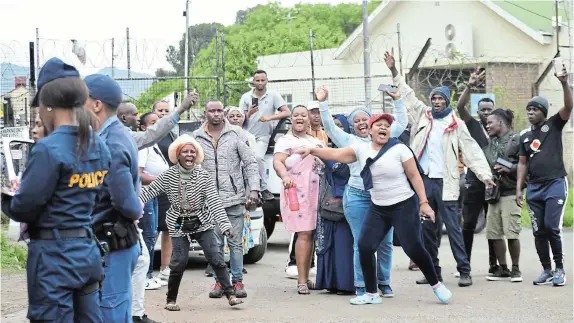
[{"xmin": 282, "ymin": 94, "xmax": 293, "ymax": 109}]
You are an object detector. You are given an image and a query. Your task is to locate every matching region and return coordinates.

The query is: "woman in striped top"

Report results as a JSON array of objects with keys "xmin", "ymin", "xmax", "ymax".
[{"xmin": 139, "ymin": 134, "xmax": 243, "ymax": 311}]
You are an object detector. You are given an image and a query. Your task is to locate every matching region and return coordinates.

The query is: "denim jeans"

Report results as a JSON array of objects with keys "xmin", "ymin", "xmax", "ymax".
[
  {"xmin": 215, "ymin": 204, "xmax": 245, "ymax": 283},
  {"xmin": 139, "ymin": 198, "xmax": 158, "ymax": 278},
  {"xmin": 342, "ymin": 185, "xmax": 393, "ymax": 287},
  {"xmin": 421, "ymin": 176, "xmax": 471, "ymax": 276},
  {"xmin": 168, "ymin": 231, "xmax": 232, "ymax": 303}
]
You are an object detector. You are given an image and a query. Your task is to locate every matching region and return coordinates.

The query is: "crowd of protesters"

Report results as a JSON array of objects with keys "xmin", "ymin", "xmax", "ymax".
[{"xmin": 1, "ymin": 48, "xmax": 571, "ymax": 322}]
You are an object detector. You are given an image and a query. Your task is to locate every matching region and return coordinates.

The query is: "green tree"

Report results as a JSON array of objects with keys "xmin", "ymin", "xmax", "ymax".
[
  {"xmin": 139, "ymin": 1, "xmax": 381, "ymax": 113},
  {"xmin": 166, "ymin": 22, "xmax": 224, "ymax": 75}
]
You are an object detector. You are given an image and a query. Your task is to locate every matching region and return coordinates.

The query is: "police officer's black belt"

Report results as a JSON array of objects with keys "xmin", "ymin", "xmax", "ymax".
[{"xmin": 28, "ymin": 228, "xmax": 90, "ymax": 240}]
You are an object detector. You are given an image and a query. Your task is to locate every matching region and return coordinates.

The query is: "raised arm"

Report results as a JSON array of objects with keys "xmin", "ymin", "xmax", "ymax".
[
  {"xmin": 387, "ymin": 94, "xmax": 408, "ymax": 137},
  {"xmin": 384, "ymin": 48, "xmax": 427, "ymax": 124},
  {"xmin": 456, "ymin": 67, "xmax": 485, "ymax": 123},
  {"xmin": 132, "ymin": 93, "xmax": 198, "ymax": 150},
  {"xmin": 315, "ymin": 87, "xmax": 352, "ymax": 148},
  {"xmin": 557, "ymin": 68, "xmax": 573, "ymax": 121}
]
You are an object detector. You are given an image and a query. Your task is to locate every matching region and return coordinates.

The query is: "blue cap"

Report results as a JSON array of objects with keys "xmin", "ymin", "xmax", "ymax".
[
  {"xmin": 84, "ymin": 74, "xmax": 123, "ymax": 109},
  {"xmin": 31, "ymin": 57, "xmax": 80, "ymax": 107}
]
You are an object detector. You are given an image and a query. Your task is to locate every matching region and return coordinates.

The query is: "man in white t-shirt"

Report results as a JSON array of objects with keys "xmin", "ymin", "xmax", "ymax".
[
  {"xmin": 239, "ymin": 70, "xmax": 291, "ymax": 201},
  {"xmin": 138, "ymin": 112, "xmax": 170, "ymax": 291}
]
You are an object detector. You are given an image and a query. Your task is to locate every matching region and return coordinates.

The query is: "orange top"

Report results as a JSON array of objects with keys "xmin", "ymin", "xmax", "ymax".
[{"xmin": 308, "ymin": 127, "xmax": 329, "ymax": 146}]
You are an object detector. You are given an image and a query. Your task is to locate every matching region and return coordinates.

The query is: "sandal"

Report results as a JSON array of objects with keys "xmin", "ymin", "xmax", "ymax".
[
  {"xmin": 164, "ymin": 302, "xmax": 180, "ymax": 311},
  {"xmin": 297, "ymin": 283, "xmax": 310, "ymax": 295},
  {"xmin": 227, "ymin": 295, "xmax": 244, "ymax": 306}
]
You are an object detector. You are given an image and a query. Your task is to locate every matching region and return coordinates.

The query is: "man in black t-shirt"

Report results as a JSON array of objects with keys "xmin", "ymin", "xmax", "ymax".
[
  {"xmin": 456, "ymin": 68, "xmax": 499, "ymax": 275},
  {"xmin": 517, "ymin": 68, "xmax": 572, "ymax": 287}
]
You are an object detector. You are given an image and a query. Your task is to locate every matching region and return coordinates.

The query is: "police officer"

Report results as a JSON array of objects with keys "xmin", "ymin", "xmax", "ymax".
[
  {"xmin": 84, "ymin": 74, "xmax": 143, "ymax": 321},
  {"xmin": 1, "ymin": 57, "xmax": 110, "ymax": 322}
]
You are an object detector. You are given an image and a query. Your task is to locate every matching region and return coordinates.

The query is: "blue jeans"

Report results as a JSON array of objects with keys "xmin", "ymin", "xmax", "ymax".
[
  {"xmin": 139, "ymin": 198, "xmax": 158, "ymax": 278},
  {"xmin": 100, "ymin": 242, "xmax": 140, "ymax": 322},
  {"xmin": 215, "ymin": 204, "xmax": 245, "ymax": 283},
  {"xmin": 421, "ymin": 176, "xmax": 470, "ymax": 276},
  {"xmin": 343, "ymin": 185, "xmax": 393, "ymax": 288}
]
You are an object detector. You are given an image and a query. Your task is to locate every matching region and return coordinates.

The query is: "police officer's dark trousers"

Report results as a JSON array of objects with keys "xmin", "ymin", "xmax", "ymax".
[
  {"xmin": 527, "ymin": 177, "xmax": 569, "ymax": 270},
  {"xmin": 27, "ymin": 229, "xmax": 104, "ymax": 322},
  {"xmin": 100, "ymin": 241, "xmax": 140, "ymax": 322}
]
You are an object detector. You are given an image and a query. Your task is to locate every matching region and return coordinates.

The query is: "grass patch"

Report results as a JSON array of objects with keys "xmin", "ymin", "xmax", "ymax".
[
  {"xmin": 521, "ymin": 188, "xmax": 573, "ymax": 228},
  {"xmin": 1, "ymin": 232, "xmax": 27, "ymax": 272}
]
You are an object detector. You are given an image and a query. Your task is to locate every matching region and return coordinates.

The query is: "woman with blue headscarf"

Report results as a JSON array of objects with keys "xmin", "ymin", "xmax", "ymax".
[
  {"xmin": 314, "ymin": 86, "xmax": 407, "ymax": 303},
  {"xmin": 315, "ymin": 114, "xmax": 354, "ymax": 294}
]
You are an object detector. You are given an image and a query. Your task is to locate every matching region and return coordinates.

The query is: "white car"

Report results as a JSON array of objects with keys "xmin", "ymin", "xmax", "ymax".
[{"xmin": 153, "ymin": 207, "xmax": 267, "ymax": 264}]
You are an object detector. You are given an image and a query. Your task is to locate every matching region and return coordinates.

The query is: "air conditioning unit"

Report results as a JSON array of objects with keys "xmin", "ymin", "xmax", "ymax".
[{"xmin": 442, "ymin": 23, "xmax": 474, "ymax": 59}]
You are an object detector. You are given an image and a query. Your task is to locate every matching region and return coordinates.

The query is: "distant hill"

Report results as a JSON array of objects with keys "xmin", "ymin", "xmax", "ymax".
[{"xmin": 0, "ymin": 63, "xmax": 154, "ymax": 99}]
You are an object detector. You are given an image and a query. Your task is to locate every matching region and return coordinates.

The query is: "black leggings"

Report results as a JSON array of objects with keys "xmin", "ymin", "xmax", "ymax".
[{"xmin": 358, "ymin": 195, "xmax": 439, "ymax": 293}]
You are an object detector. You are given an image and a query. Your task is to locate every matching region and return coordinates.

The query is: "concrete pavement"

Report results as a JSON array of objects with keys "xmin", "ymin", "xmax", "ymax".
[{"xmin": 2, "ymin": 226, "xmax": 573, "ymax": 323}]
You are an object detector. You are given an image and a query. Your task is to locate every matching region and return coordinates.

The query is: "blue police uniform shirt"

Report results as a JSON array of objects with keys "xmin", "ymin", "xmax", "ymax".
[
  {"xmin": 8, "ymin": 126, "xmax": 111, "ymax": 229},
  {"xmin": 92, "ymin": 116, "xmax": 142, "ymax": 227}
]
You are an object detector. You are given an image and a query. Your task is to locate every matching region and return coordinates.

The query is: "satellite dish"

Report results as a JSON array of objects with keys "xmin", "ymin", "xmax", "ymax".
[{"xmin": 445, "ymin": 24, "xmax": 456, "ymax": 41}]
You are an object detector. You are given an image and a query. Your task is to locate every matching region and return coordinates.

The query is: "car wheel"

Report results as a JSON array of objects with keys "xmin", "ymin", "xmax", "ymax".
[
  {"xmin": 262, "ymin": 199, "xmax": 279, "ymax": 239},
  {"xmin": 244, "ymin": 226, "xmax": 267, "ymax": 264}
]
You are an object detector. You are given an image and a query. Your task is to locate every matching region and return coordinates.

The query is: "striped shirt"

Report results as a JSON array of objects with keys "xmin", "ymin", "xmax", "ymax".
[{"xmin": 139, "ymin": 165, "xmax": 231, "ymax": 237}]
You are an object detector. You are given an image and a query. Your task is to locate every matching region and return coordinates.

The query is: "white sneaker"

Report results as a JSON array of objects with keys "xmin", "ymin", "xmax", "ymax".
[
  {"xmin": 154, "ymin": 277, "xmax": 167, "ymax": 286},
  {"xmin": 309, "ymin": 267, "xmax": 317, "ymax": 277},
  {"xmin": 285, "ymin": 265, "xmax": 298, "ymax": 279},
  {"xmin": 158, "ymin": 268, "xmax": 170, "ymax": 281},
  {"xmin": 145, "ymin": 278, "xmax": 161, "ymax": 290}
]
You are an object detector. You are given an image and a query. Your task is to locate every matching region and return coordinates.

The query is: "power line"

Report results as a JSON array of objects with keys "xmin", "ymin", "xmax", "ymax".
[{"xmin": 502, "ymin": 0, "xmax": 568, "ymax": 27}]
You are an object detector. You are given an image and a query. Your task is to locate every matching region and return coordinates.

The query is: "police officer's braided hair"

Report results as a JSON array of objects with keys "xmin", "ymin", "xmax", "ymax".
[{"xmin": 39, "ymin": 77, "xmax": 95, "ymax": 157}]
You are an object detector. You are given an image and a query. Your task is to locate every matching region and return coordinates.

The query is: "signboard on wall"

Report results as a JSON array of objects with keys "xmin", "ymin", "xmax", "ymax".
[{"xmin": 470, "ymin": 93, "xmax": 495, "ymax": 117}]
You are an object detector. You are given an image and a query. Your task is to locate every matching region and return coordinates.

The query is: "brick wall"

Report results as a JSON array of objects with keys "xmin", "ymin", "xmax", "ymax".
[{"xmin": 485, "ymin": 62, "xmax": 539, "ymax": 131}]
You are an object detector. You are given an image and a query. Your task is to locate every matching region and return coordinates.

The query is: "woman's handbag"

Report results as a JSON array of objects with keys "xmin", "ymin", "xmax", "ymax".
[
  {"xmin": 318, "ymin": 176, "xmax": 345, "ymax": 222},
  {"xmin": 176, "ymin": 216, "xmax": 202, "ymax": 233}
]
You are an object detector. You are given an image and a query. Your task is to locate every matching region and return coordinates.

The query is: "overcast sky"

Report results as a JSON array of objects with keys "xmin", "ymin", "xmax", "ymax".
[{"xmin": 0, "ymin": 0, "xmax": 361, "ymax": 74}]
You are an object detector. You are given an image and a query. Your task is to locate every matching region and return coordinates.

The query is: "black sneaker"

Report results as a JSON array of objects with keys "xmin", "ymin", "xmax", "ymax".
[
  {"xmin": 458, "ymin": 273, "xmax": 473, "ymax": 287},
  {"xmin": 233, "ymin": 282, "xmax": 248, "ymax": 298},
  {"xmin": 510, "ymin": 267, "xmax": 523, "ymax": 283},
  {"xmin": 488, "ymin": 264, "xmax": 500, "ymax": 276},
  {"xmin": 133, "ymin": 314, "xmax": 161, "ymax": 323},
  {"xmin": 487, "ymin": 267, "xmax": 511, "ymax": 281}
]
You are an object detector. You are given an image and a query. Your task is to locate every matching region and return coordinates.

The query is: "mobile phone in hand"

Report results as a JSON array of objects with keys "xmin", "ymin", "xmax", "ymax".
[
  {"xmin": 378, "ymin": 84, "xmax": 398, "ymax": 93},
  {"xmin": 251, "ymin": 97, "xmax": 259, "ymax": 107}
]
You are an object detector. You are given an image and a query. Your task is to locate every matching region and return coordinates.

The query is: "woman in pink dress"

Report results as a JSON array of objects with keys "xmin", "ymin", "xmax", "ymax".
[{"xmin": 273, "ymin": 105, "xmax": 325, "ymax": 295}]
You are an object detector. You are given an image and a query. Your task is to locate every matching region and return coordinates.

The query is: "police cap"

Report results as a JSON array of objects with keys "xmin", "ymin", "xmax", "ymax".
[
  {"xmin": 84, "ymin": 74, "xmax": 123, "ymax": 109},
  {"xmin": 31, "ymin": 57, "xmax": 80, "ymax": 107}
]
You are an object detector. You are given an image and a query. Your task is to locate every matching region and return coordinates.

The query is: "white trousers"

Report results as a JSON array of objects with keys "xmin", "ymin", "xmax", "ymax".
[
  {"xmin": 132, "ymin": 231, "xmax": 149, "ymax": 317},
  {"xmin": 254, "ymin": 136, "xmax": 270, "ymax": 191}
]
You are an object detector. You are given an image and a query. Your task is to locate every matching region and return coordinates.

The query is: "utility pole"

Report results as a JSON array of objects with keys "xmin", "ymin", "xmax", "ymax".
[
  {"xmin": 184, "ymin": 0, "xmax": 191, "ymax": 97},
  {"xmin": 309, "ymin": 29, "xmax": 316, "ymax": 100},
  {"xmin": 362, "ymin": 0, "xmax": 371, "ymax": 109},
  {"xmin": 111, "ymin": 38, "xmax": 115, "ymax": 78}
]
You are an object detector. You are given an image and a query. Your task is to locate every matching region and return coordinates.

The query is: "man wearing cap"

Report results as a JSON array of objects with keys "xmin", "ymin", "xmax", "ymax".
[
  {"xmin": 385, "ymin": 48, "xmax": 494, "ymax": 287},
  {"xmin": 516, "ymin": 69, "xmax": 572, "ymax": 287},
  {"xmin": 84, "ymin": 74, "xmax": 143, "ymax": 321}
]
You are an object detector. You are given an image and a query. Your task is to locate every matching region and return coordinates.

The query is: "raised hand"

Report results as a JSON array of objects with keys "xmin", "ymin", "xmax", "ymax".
[
  {"xmin": 315, "ymin": 86, "xmax": 328, "ymax": 102},
  {"xmin": 468, "ymin": 66, "xmax": 486, "ymax": 87},
  {"xmin": 384, "ymin": 48, "xmax": 396, "ymax": 70}
]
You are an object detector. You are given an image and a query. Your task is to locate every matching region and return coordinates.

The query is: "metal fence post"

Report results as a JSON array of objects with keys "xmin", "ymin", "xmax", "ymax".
[
  {"xmin": 215, "ymin": 29, "xmax": 221, "ymax": 100},
  {"xmin": 222, "ymin": 31, "xmax": 227, "ymax": 106}
]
